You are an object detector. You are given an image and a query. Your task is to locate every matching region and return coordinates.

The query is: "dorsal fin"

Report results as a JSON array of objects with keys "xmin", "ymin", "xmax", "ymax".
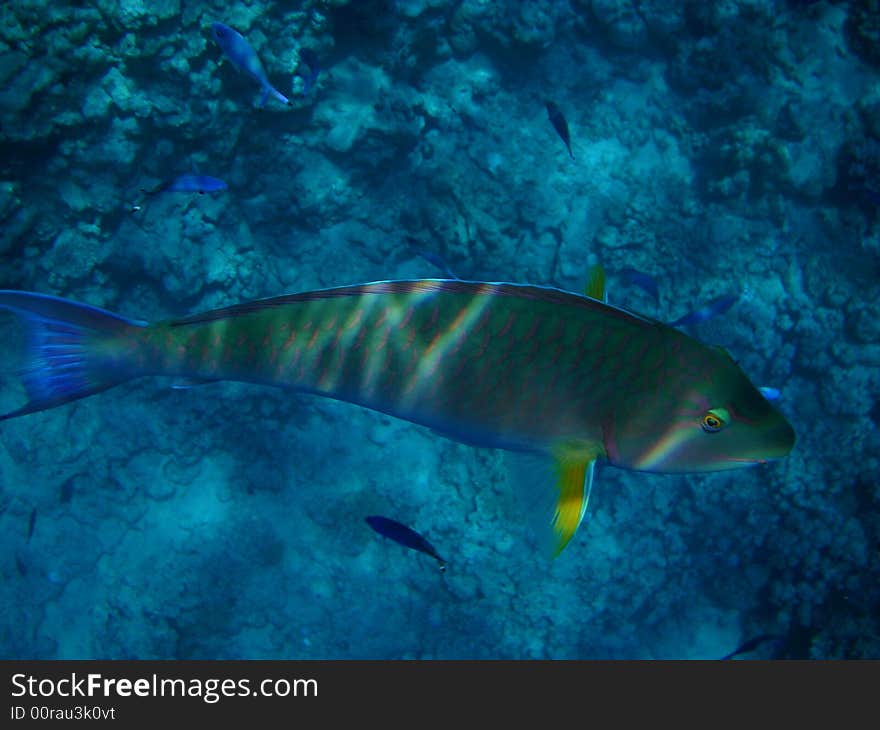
[{"xmin": 584, "ymin": 264, "xmax": 607, "ymax": 302}]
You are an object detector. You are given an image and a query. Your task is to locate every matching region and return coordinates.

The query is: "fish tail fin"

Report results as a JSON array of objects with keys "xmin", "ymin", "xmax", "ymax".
[
  {"xmin": 258, "ymin": 85, "xmax": 289, "ymax": 108},
  {"xmin": 0, "ymin": 291, "xmax": 148, "ymax": 421},
  {"xmin": 271, "ymin": 85, "xmax": 290, "ymax": 105}
]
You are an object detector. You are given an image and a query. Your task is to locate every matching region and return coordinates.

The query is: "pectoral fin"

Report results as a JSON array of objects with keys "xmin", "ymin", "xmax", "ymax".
[
  {"xmin": 506, "ymin": 440, "xmax": 603, "ymax": 557},
  {"xmin": 549, "ymin": 444, "xmax": 599, "ymax": 556}
]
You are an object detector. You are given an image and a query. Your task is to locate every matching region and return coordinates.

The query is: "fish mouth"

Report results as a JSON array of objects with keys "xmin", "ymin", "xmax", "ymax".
[
  {"xmin": 725, "ymin": 456, "xmax": 770, "ymax": 465},
  {"xmin": 729, "ymin": 420, "xmax": 796, "ymax": 465},
  {"xmin": 713, "ymin": 452, "xmax": 783, "ymax": 470},
  {"xmin": 770, "ymin": 419, "xmax": 797, "ymax": 458}
]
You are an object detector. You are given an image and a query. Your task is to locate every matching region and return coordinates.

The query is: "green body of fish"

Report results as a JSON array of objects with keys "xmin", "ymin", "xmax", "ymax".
[{"xmin": 0, "ymin": 280, "xmax": 795, "ymax": 552}]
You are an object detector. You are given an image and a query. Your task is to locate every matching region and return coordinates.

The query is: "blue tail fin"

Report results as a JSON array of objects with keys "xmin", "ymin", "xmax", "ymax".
[{"xmin": 0, "ymin": 291, "xmax": 148, "ymax": 421}]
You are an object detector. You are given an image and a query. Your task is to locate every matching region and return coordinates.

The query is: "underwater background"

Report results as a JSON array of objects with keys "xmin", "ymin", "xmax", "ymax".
[{"xmin": 0, "ymin": 0, "xmax": 878, "ymax": 659}]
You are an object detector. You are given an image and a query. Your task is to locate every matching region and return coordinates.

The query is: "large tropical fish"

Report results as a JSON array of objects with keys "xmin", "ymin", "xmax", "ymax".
[{"xmin": 0, "ymin": 280, "xmax": 794, "ymax": 554}]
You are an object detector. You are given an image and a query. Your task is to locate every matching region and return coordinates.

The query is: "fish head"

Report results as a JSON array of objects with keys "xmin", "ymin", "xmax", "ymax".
[
  {"xmin": 608, "ymin": 342, "xmax": 795, "ymax": 473},
  {"xmin": 210, "ymin": 22, "xmax": 236, "ymax": 50}
]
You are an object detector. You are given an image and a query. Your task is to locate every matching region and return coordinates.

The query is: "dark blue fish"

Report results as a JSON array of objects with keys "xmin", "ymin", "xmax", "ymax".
[
  {"xmin": 15, "ymin": 551, "xmax": 28, "ymax": 578},
  {"xmin": 841, "ymin": 181, "xmax": 880, "ymax": 217},
  {"xmin": 211, "ymin": 22, "xmax": 289, "ymax": 107},
  {"xmin": 720, "ymin": 633, "xmax": 786, "ymax": 660},
  {"xmin": 669, "ymin": 293, "xmax": 739, "ymax": 327},
  {"xmin": 26, "ymin": 508, "xmax": 36, "ymax": 542},
  {"xmin": 546, "ymin": 101, "xmax": 575, "ymax": 161},
  {"xmin": 366, "ymin": 516, "xmax": 447, "ymax": 571},
  {"xmin": 615, "ymin": 268, "xmax": 659, "ymax": 302},
  {"xmin": 407, "ymin": 244, "xmax": 460, "ymax": 280},
  {"xmin": 59, "ymin": 475, "xmax": 75, "ymax": 504},
  {"xmin": 295, "ymin": 48, "xmax": 320, "ymax": 96},
  {"xmin": 862, "ymin": 187, "xmax": 880, "ymax": 206},
  {"xmin": 143, "ymin": 174, "xmax": 228, "ymax": 196}
]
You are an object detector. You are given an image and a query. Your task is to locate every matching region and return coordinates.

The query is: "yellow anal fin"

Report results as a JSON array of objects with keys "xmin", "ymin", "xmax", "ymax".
[
  {"xmin": 584, "ymin": 263, "xmax": 606, "ymax": 302},
  {"xmin": 550, "ymin": 444, "xmax": 600, "ymax": 556},
  {"xmin": 504, "ymin": 441, "xmax": 604, "ymax": 558}
]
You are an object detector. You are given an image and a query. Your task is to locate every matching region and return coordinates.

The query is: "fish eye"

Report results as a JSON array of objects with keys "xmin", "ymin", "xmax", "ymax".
[{"xmin": 701, "ymin": 408, "xmax": 729, "ymax": 433}]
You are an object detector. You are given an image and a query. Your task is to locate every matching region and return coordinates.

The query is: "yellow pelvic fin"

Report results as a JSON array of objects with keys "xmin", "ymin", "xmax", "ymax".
[
  {"xmin": 584, "ymin": 264, "xmax": 607, "ymax": 302},
  {"xmin": 550, "ymin": 442, "xmax": 601, "ymax": 556}
]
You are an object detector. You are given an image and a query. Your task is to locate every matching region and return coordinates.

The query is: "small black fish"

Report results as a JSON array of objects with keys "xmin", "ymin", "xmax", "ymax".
[
  {"xmin": 14, "ymin": 551, "xmax": 28, "ymax": 577},
  {"xmin": 546, "ymin": 101, "xmax": 575, "ymax": 161},
  {"xmin": 366, "ymin": 516, "xmax": 447, "ymax": 571},
  {"xmin": 27, "ymin": 508, "xmax": 36, "ymax": 542},
  {"xmin": 60, "ymin": 475, "xmax": 75, "ymax": 504},
  {"xmin": 862, "ymin": 186, "xmax": 880, "ymax": 206},
  {"xmin": 720, "ymin": 633, "xmax": 786, "ymax": 660}
]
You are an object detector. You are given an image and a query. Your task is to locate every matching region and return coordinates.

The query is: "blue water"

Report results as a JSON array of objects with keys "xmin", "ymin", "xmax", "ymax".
[{"xmin": 1, "ymin": 0, "xmax": 878, "ymax": 659}]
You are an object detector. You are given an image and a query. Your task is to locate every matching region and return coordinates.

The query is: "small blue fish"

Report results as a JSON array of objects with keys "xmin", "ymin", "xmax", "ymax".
[
  {"xmin": 366, "ymin": 516, "xmax": 447, "ymax": 572},
  {"xmin": 407, "ymin": 243, "xmax": 460, "ymax": 280},
  {"xmin": 758, "ymin": 386, "xmax": 781, "ymax": 401},
  {"xmin": 211, "ymin": 22, "xmax": 289, "ymax": 107},
  {"xmin": 615, "ymin": 268, "xmax": 659, "ymax": 302},
  {"xmin": 27, "ymin": 508, "xmax": 36, "ymax": 542},
  {"xmin": 669, "ymin": 293, "xmax": 739, "ymax": 327},
  {"xmin": 294, "ymin": 48, "xmax": 320, "ymax": 96},
  {"xmin": 144, "ymin": 173, "xmax": 228, "ymax": 196}
]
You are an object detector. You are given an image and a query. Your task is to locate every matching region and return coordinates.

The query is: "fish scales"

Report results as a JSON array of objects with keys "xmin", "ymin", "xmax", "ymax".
[
  {"xmin": 0, "ymin": 281, "xmax": 795, "ymax": 552},
  {"xmin": 126, "ymin": 282, "xmax": 670, "ymax": 449}
]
